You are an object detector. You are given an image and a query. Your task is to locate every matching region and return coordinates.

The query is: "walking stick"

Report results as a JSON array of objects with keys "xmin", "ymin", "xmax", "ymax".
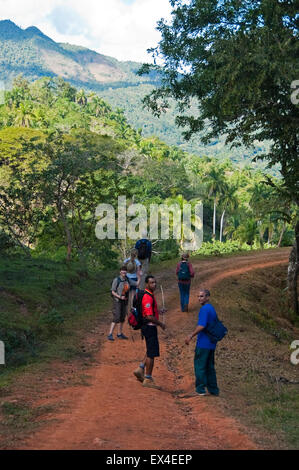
[{"xmin": 160, "ymin": 285, "xmax": 165, "ymax": 324}]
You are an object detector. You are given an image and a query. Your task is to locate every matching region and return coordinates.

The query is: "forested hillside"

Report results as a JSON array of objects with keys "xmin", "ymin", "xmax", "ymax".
[
  {"xmin": 0, "ymin": 73, "xmax": 295, "ymax": 377},
  {"xmin": 0, "ymin": 75, "xmax": 294, "ymax": 268},
  {"xmin": 0, "ymin": 20, "xmax": 273, "ymax": 165}
]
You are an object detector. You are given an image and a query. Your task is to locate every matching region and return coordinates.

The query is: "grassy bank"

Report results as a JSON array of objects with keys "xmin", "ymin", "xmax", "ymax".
[
  {"xmin": 0, "ymin": 255, "xmax": 115, "ymax": 380},
  {"xmin": 212, "ymin": 264, "xmax": 299, "ymax": 449}
]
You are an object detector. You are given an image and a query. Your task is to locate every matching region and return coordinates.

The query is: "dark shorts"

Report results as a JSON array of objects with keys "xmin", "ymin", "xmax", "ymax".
[
  {"xmin": 141, "ymin": 324, "xmax": 160, "ymax": 358},
  {"xmin": 112, "ymin": 299, "xmax": 127, "ymax": 323}
]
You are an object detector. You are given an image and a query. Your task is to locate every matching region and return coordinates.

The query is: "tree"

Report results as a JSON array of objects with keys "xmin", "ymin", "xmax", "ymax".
[{"xmin": 141, "ymin": 0, "xmax": 299, "ymax": 313}]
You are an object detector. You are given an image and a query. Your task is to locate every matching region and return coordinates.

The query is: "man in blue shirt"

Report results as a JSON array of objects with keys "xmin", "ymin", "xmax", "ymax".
[{"xmin": 185, "ymin": 289, "xmax": 219, "ymax": 396}]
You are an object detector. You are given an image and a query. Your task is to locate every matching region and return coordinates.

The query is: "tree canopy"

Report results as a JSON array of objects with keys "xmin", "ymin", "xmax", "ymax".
[{"xmin": 141, "ymin": 0, "xmax": 299, "ymax": 204}]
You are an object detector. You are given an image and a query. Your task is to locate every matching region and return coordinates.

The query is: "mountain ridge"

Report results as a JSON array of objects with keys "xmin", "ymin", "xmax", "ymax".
[{"xmin": 0, "ymin": 20, "xmax": 272, "ymax": 167}]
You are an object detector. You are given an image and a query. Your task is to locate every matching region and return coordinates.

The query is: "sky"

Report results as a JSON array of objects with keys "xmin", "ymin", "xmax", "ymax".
[{"xmin": 0, "ymin": 0, "xmax": 172, "ymax": 63}]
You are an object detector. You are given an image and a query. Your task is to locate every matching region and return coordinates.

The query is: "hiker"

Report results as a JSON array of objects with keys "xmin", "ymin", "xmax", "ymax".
[
  {"xmin": 184, "ymin": 289, "xmax": 219, "ymax": 396},
  {"xmin": 107, "ymin": 265, "xmax": 130, "ymax": 341},
  {"xmin": 123, "ymin": 248, "xmax": 141, "ymax": 310},
  {"xmin": 135, "ymin": 234, "xmax": 152, "ymax": 290},
  {"xmin": 176, "ymin": 253, "xmax": 195, "ymax": 312},
  {"xmin": 133, "ymin": 275, "xmax": 166, "ymax": 389}
]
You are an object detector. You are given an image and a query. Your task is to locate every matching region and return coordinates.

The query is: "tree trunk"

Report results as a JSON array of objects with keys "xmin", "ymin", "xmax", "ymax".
[
  {"xmin": 59, "ymin": 204, "xmax": 72, "ymax": 262},
  {"xmin": 287, "ymin": 220, "xmax": 299, "ymax": 316},
  {"xmin": 277, "ymin": 222, "xmax": 286, "ymax": 248},
  {"xmin": 220, "ymin": 210, "xmax": 225, "ymax": 242},
  {"xmin": 212, "ymin": 200, "xmax": 216, "ymax": 239}
]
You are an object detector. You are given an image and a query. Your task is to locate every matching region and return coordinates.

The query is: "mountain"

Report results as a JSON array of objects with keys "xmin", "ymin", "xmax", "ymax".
[
  {"xmin": 0, "ymin": 20, "xmax": 272, "ymax": 168},
  {"xmin": 0, "ymin": 20, "xmax": 157, "ymax": 87}
]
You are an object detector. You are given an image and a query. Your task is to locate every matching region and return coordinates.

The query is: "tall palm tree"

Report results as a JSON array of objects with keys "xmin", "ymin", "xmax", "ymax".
[
  {"xmin": 202, "ymin": 164, "xmax": 228, "ymax": 240},
  {"xmin": 75, "ymin": 89, "xmax": 87, "ymax": 106},
  {"xmin": 14, "ymin": 102, "xmax": 34, "ymax": 127}
]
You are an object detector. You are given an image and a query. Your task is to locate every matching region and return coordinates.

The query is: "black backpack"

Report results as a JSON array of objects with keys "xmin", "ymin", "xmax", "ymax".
[
  {"xmin": 128, "ymin": 290, "xmax": 154, "ymax": 330},
  {"xmin": 178, "ymin": 262, "xmax": 191, "ymax": 281},
  {"xmin": 136, "ymin": 239, "xmax": 149, "ymax": 260}
]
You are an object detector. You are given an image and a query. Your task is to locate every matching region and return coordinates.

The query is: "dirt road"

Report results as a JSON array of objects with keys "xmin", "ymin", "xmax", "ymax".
[{"xmin": 18, "ymin": 248, "xmax": 290, "ymax": 450}]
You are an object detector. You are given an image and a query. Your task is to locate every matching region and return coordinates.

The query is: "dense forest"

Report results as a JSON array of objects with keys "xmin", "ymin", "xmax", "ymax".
[{"xmin": 0, "ymin": 20, "xmax": 275, "ymax": 165}]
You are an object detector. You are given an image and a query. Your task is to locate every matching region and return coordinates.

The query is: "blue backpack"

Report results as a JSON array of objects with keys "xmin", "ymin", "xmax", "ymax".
[{"xmin": 205, "ymin": 316, "xmax": 228, "ymax": 344}]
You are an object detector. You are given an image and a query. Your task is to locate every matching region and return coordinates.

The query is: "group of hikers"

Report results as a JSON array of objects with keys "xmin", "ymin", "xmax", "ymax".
[{"xmin": 107, "ymin": 237, "xmax": 225, "ymax": 396}]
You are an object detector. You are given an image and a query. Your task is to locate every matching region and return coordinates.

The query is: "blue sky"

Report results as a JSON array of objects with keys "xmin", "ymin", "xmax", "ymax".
[{"xmin": 0, "ymin": 0, "xmax": 172, "ymax": 62}]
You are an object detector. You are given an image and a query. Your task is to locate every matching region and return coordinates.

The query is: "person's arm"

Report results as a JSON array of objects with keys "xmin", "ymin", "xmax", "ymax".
[
  {"xmin": 185, "ymin": 325, "xmax": 204, "ymax": 345},
  {"xmin": 189, "ymin": 262, "xmax": 195, "ymax": 278},
  {"xmin": 142, "ymin": 295, "xmax": 165, "ymax": 329},
  {"xmin": 176, "ymin": 262, "xmax": 180, "ymax": 279},
  {"xmin": 145, "ymin": 315, "xmax": 166, "ymax": 330},
  {"xmin": 112, "ymin": 290, "xmax": 126, "ymax": 300}
]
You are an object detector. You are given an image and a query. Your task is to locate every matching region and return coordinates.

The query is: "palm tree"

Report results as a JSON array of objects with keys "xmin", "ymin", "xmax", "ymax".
[
  {"xmin": 14, "ymin": 102, "xmax": 34, "ymax": 127},
  {"xmin": 219, "ymin": 184, "xmax": 238, "ymax": 242},
  {"xmin": 203, "ymin": 164, "xmax": 228, "ymax": 240},
  {"xmin": 75, "ymin": 89, "xmax": 87, "ymax": 106}
]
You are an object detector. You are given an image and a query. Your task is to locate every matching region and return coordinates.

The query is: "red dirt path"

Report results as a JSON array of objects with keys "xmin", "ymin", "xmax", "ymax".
[{"xmin": 17, "ymin": 248, "xmax": 290, "ymax": 450}]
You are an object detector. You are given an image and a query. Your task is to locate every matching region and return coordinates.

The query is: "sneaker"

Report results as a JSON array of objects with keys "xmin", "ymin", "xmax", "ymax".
[
  {"xmin": 179, "ymin": 391, "xmax": 207, "ymax": 398},
  {"xmin": 117, "ymin": 333, "xmax": 128, "ymax": 340},
  {"xmin": 107, "ymin": 334, "xmax": 114, "ymax": 341},
  {"xmin": 142, "ymin": 378, "xmax": 161, "ymax": 390},
  {"xmin": 134, "ymin": 367, "xmax": 145, "ymax": 382}
]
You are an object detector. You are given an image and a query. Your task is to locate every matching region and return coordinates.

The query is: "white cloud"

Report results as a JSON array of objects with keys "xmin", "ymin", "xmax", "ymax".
[{"xmin": 0, "ymin": 0, "xmax": 172, "ymax": 62}]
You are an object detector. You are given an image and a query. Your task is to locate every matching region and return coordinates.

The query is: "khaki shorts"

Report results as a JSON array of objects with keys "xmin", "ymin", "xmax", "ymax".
[{"xmin": 112, "ymin": 299, "xmax": 127, "ymax": 323}]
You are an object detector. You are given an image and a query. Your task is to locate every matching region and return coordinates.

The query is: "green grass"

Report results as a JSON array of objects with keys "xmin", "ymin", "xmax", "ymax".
[
  {"xmin": 0, "ymin": 254, "xmax": 114, "ymax": 374},
  {"xmin": 212, "ymin": 264, "xmax": 299, "ymax": 449}
]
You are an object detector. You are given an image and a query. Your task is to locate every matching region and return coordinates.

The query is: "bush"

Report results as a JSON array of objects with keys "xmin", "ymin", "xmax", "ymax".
[
  {"xmin": 193, "ymin": 240, "xmax": 251, "ymax": 257},
  {"xmin": 0, "ymin": 231, "xmax": 16, "ymax": 253}
]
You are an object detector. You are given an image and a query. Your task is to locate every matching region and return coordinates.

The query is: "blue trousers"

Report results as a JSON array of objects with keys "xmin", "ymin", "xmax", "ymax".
[
  {"xmin": 178, "ymin": 282, "xmax": 190, "ymax": 311},
  {"xmin": 194, "ymin": 347, "xmax": 219, "ymax": 395}
]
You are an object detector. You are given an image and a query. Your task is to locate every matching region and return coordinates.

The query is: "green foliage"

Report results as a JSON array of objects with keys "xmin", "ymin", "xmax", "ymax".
[
  {"xmin": 193, "ymin": 240, "xmax": 251, "ymax": 257},
  {"xmin": 0, "ymin": 19, "xmax": 281, "ymax": 167},
  {"xmin": 141, "ymin": 0, "xmax": 299, "ymax": 205}
]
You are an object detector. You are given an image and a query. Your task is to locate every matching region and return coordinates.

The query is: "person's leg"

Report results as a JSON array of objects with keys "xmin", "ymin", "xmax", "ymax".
[
  {"xmin": 129, "ymin": 287, "xmax": 136, "ymax": 310},
  {"xmin": 108, "ymin": 299, "xmax": 119, "ymax": 340},
  {"xmin": 144, "ymin": 357, "xmax": 154, "ymax": 377},
  {"xmin": 142, "ymin": 326, "xmax": 161, "ymax": 389},
  {"xmin": 108, "ymin": 322, "xmax": 116, "ymax": 337},
  {"xmin": 194, "ymin": 348, "xmax": 209, "ymax": 394},
  {"xmin": 178, "ymin": 283, "xmax": 185, "ymax": 311},
  {"xmin": 134, "ymin": 353, "xmax": 146, "ymax": 382},
  {"xmin": 182, "ymin": 283, "xmax": 190, "ymax": 311},
  {"xmin": 117, "ymin": 302, "xmax": 128, "ymax": 339},
  {"xmin": 206, "ymin": 349, "xmax": 219, "ymax": 395},
  {"xmin": 184, "ymin": 283, "xmax": 191, "ymax": 310}
]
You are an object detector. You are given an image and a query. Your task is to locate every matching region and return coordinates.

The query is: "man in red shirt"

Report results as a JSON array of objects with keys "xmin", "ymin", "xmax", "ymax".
[{"xmin": 133, "ymin": 275, "xmax": 166, "ymax": 389}]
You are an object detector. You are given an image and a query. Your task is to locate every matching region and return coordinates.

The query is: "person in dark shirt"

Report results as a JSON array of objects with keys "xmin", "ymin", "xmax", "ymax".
[
  {"xmin": 176, "ymin": 253, "xmax": 195, "ymax": 312},
  {"xmin": 185, "ymin": 289, "xmax": 219, "ymax": 396}
]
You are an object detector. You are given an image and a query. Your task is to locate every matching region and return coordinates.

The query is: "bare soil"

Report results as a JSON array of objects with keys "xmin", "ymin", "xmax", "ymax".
[{"xmin": 0, "ymin": 248, "xmax": 293, "ymax": 450}]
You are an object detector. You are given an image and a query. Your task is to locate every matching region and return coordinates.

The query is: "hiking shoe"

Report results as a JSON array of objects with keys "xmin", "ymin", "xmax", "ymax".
[
  {"xmin": 142, "ymin": 378, "xmax": 161, "ymax": 390},
  {"xmin": 117, "ymin": 333, "xmax": 128, "ymax": 340},
  {"xmin": 107, "ymin": 334, "xmax": 114, "ymax": 341},
  {"xmin": 134, "ymin": 366, "xmax": 145, "ymax": 382}
]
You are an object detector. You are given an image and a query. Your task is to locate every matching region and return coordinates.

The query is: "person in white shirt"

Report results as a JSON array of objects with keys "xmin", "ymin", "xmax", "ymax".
[{"xmin": 124, "ymin": 248, "xmax": 141, "ymax": 309}]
